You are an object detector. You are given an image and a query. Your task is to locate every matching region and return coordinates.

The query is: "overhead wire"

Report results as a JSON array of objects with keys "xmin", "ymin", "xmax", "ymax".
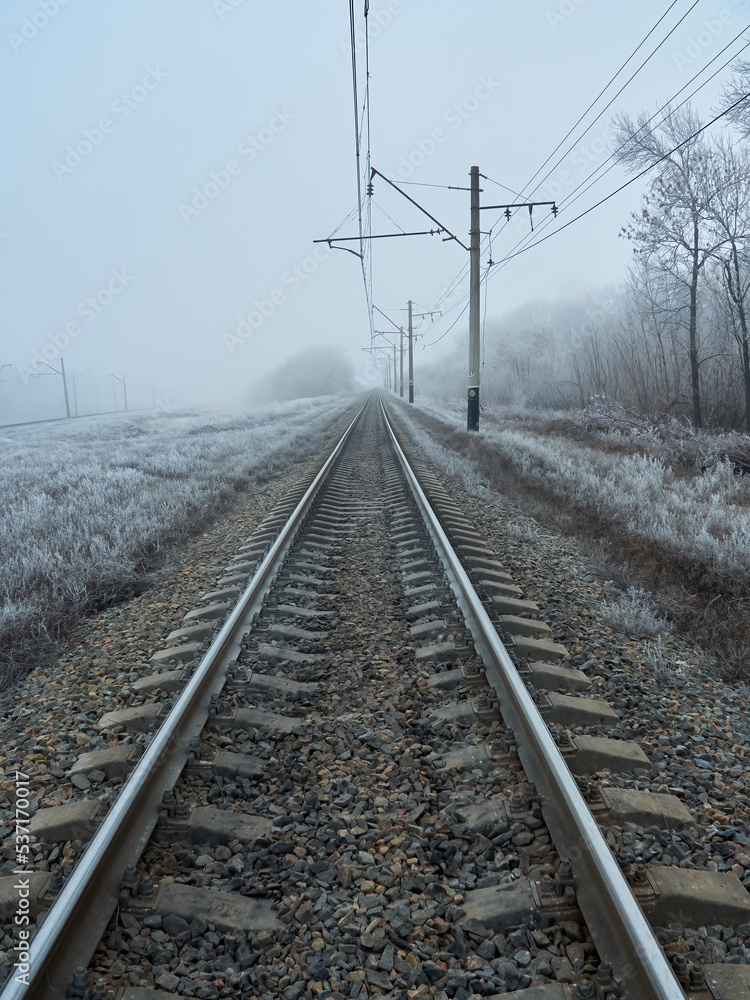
[
  {"xmin": 363, "ymin": 1, "xmax": 374, "ymax": 340},
  {"xmin": 522, "ymin": 0, "xmax": 695, "ymax": 200},
  {"xmin": 484, "ymin": 25, "xmax": 750, "ymax": 278},
  {"xmin": 327, "ymin": 203, "xmax": 362, "ymax": 240},
  {"xmin": 348, "ymin": 0, "xmax": 364, "ymax": 255},
  {"xmin": 419, "ymin": 1, "xmax": 738, "ymax": 347},
  {"xmin": 480, "ymin": 0, "xmax": 707, "ymax": 254},
  {"xmin": 422, "ymin": 299, "xmax": 471, "ymax": 347},
  {"xmin": 372, "ymin": 199, "xmax": 408, "ymax": 234},
  {"xmin": 347, "ymin": 1, "xmax": 376, "ymax": 341},
  {"xmin": 487, "ymin": 89, "xmax": 750, "ymax": 271}
]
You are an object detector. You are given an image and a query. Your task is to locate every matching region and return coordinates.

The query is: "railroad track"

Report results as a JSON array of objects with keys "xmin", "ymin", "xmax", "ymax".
[{"xmin": 2, "ymin": 393, "xmax": 750, "ymax": 999}]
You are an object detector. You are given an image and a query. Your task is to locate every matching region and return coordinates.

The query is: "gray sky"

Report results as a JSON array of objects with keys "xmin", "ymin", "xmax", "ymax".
[{"xmin": 1, "ymin": 0, "xmax": 745, "ymax": 419}]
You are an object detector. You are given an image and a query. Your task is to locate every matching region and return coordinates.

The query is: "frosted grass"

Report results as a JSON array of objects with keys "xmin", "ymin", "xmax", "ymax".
[
  {"xmin": 0, "ymin": 396, "xmax": 354, "ymax": 678},
  {"xmin": 394, "ymin": 400, "xmax": 750, "ymax": 582}
]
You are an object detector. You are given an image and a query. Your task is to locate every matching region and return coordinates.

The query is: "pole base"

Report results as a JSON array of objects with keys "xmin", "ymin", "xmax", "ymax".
[
  {"xmin": 408, "ymin": 385, "xmax": 414, "ymax": 403},
  {"xmin": 467, "ymin": 388, "xmax": 479, "ymax": 431}
]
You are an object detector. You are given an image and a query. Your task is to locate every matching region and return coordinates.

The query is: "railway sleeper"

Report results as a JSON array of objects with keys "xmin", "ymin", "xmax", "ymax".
[
  {"xmin": 535, "ymin": 691, "xmax": 619, "ymax": 728},
  {"xmin": 438, "ymin": 733, "xmax": 653, "ymax": 778},
  {"xmin": 265, "ymin": 601, "xmax": 335, "ymax": 620},
  {"xmin": 119, "ymin": 882, "xmax": 283, "ymax": 937},
  {"xmin": 200, "ymin": 585, "xmax": 241, "ymax": 602},
  {"xmin": 521, "ymin": 660, "xmax": 592, "ymax": 694},
  {"xmin": 154, "ymin": 804, "xmax": 272, "ymax": 847},
  {"xmin": 149, "ymin": 640, "xmax": 201, "ymax": 666}
]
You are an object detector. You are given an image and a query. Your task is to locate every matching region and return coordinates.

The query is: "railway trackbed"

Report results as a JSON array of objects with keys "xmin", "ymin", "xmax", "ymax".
[{"xmin": 2, "ymin": 393, "xmax": 750, "ymax": 999}]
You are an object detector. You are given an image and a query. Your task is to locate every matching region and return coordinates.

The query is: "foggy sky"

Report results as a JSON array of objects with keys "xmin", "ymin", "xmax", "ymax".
[{"xmin": 1, "ymin": 0, "xmax": 744, "ymax": 420}]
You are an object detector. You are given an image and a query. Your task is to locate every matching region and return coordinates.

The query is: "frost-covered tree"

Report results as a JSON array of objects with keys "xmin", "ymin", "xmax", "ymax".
[
  {"xmin": 717, "ymin": 60, "xmax": 750, "ymax": 138},
  {"xmin": 611, "ymin": 106, "xmax": 726, "ymax": 428},
  {"xmin": 704, "ymin": 137, "xmax": 750, "ymax": 431},
  {"xmin": 252, "ymin": 345, "xmax": 356, "ymax": 403}
]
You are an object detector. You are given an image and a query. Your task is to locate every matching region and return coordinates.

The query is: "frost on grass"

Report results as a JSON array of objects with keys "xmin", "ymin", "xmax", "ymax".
[
  {"xmin": 404, "ymin": 396, "xmax": 750, "ymax": 585},
  {"xmin": 392, "ymin": 410, "xmax": 489, "ymax": 498},
  {"xmin": 483, "ymin": 430, "xmax": 750, "ymax": 579},
  {"xmin": 641, "ymin": 640, "xmax": 685, "ymax": 685},
  {"xmin": 602, "ymin": 586, "xmax": 670, "ymax": 638},
  {"xmin": 0, "ymin": 397, "xmax": 353, "ymax": 685}
]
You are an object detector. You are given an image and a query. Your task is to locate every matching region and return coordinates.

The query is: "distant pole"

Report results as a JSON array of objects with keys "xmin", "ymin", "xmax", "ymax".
[
  {"xmin": 392, "ymin": 345, "xmax": 397, "ymax": 393},
  {"xmin": 399, "ymin": 327, "xmax": 404, "ymax": 397},
  {"xmin": 408, "ymin": 299, "xmax": 414, "ymax": 403},
  {"xmin": 468, "ymin": 165, "xmax": 480, "ymax": 431},
  {"xmin": 36, "ymin": 359, "xmax": 71, "ymax": 417},
  {"xmin": 72, "ymin": 371, "xmax": 78, "ymax": 417},
  {"xmin": 59, "ymin": 356, "xmax": 71, "ymax": 418},
  {"xmin": 109, "ymin": 373, "xmax": 127, "ymax": 412}
]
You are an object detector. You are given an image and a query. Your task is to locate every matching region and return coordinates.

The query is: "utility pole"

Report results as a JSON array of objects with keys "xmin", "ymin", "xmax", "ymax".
[
  {"xmin": 330, "ymin": 166, "xmax": 555, "ymax": 430},
  {"xmin": 392, "ymin": 345, "xmax": 397, "ymax": 393},
  {"xmin": 37, "ymin": 359, "xmax": 71, "ymax": 418},
  {"xmin": 399, "ymin": 328, "xmax": 404, "ymax": 397},
  {"xmin": 72, "ymin": 370, "xmax": 92, "ymax": 418},
  {"xmin": 59, "ymin": 357, "xmax": 71, "ymax": 418},
  {"xmin": 468, "ymin": 165, "xmax": 481, "ymax": 431},
  {"xmin": 408, "ymin": 300, "xmax": 414, "ymax": 403},
  {"xmin": 108, "ymin": 373, "xmax": 128, "ymax": 412}
]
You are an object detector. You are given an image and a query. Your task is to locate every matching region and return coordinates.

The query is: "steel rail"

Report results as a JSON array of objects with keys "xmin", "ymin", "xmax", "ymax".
[
  {"xmin": 2, "ymin": 396, "xmax": 370, "ymax": 1000},
  {"xmin": 380, "ymin": 398, "xmax": 685, "ymax": 1000}
]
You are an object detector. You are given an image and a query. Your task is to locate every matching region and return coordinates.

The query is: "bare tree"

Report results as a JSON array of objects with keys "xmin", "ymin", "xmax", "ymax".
[
  {"xmin": 704, "ymin": 136, "xmax": 750, "ymax": 431},
  {"xmin": 611, "ymin": 105, "xmax": 726, "ymax": 428},
  {"xmin": 718, "ymin": 60, "xmax": 750, "ymax": 138}
]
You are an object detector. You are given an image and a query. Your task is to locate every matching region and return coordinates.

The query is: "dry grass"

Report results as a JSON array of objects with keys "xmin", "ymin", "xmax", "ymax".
[
  {"xmin": 0, "ymin": 396, "xmax": 356, "ymax": 686},
  {"xmin": 389, "ymin": 396, "xmax": 750, "ymax": 677}
]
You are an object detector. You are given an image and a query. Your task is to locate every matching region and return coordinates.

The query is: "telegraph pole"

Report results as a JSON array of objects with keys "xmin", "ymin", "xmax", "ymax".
[
  {"xmin": 37, "ymin": 359, "xmax": 71, "ymax": 418},
  {"xmin": 468, "ymin": 165, "xmax": 480, "ymax": 431},
  {"xmin": 408, "ymin": 300, "xmax": 414, "ymax": 403},
  {"xmin": 109, "ymin": 373, "xmax": 128, "ymax": 412},
  {"xmin": 399, "ymin": 327, "xmax": 404, "ymax": 397},
  {"xmin": 325, "ymin": 165, "xmax": 555, "ymax": 429},
  {"xmin": 59, "ymin": 357, "xmax": 72, "ymax": 418}
]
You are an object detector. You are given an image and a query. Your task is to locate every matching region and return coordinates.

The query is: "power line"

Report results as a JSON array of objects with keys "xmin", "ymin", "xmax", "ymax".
[
  {"xmin": 348, "ymin": 0, "xmax": 364, "ymax": 256},
  {"xmin": 523, "ymin": 0, "xmax": 694, "ymax": 200},
  {"xmin": 423, "ymin": 299, "xmax": 470, "ymax": 347},
  {"xmin": 417, "ymin": 2, "xmax": 700, "ymax": 348},
  {"xmin": 363, "ymin": 2, "xmax": 374, "ymax": 338},
  {"xmin": 420, "ymin": 9, "xmax": 748, "ymax": 348},
  {"xmin": 559, "ymin": 26, "xmax": 750, "ymax": 216},
  {"xmin": 490, "ymin": 89, "xmax": 750, "ymax": 271},
  {"xmin": 484, "ymin": 0, "xmax": 703, "ymax": 253},
  {"xmin": 480, "ymin": 176, "xmax": 526, "ymax": 200},
  {"xmin": 486, "ymin": 26, "xmax": 750, "ymax": 275}
]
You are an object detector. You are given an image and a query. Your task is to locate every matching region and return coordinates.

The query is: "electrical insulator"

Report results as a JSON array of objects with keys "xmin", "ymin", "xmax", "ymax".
[
  {"xmin": 367, "ymin": 181, "xmax": 374, "ymax": 196},
  {"xmin": 552, "ymin": 203, "xmax": 558, "ymax": 216}
]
